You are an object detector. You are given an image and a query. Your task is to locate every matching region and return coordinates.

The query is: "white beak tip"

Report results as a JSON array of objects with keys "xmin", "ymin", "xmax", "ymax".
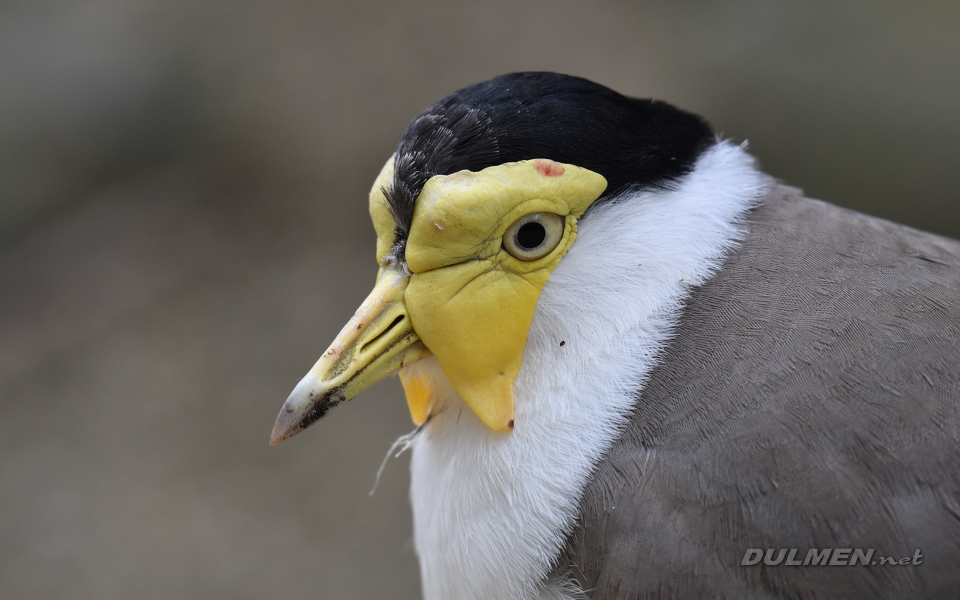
[{"xmin": 269, "ymin": 376, "xmax": 344, "ymax": 445}]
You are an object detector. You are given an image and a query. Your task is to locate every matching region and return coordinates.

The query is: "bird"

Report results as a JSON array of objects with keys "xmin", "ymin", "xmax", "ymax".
[{"xmin": 269, "ymin": 72, "xmax": 960, "ymax": 599}]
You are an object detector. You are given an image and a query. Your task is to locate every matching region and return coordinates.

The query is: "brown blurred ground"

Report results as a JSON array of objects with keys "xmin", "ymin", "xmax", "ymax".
[{"xmin": 1, "ymin": 1, "xmax": 958, "ymax": 598}]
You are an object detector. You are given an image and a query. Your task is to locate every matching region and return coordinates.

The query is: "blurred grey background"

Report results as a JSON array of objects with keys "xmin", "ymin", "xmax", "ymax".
[{"xmin": 1, "ymin": 0, "xmax": 958, "ymax": 598}]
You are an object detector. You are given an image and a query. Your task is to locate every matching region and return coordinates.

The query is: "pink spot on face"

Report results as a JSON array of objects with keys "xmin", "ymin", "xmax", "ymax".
[{"xmin": 534, "ymin": 159, "xmax": 565, "ymax": 177}]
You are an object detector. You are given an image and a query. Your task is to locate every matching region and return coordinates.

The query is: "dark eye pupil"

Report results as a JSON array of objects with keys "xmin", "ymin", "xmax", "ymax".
[{"xmin": 516, "ymin": 222, "xmax": 546, "ymax": 249}]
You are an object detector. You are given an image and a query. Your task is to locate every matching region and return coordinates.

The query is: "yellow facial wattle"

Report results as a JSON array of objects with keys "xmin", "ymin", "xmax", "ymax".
[{"xmin": 398, "ymin": 159, "xmax": 606, "ymax": 430}]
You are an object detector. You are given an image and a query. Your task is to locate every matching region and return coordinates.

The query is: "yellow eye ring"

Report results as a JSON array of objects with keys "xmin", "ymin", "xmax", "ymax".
[{"xmin": 502, "ymin": 212, "xmax": 565, "ymax": 261}]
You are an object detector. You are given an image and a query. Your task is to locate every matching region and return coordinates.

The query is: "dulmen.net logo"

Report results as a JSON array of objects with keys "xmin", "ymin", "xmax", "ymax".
[{"xmin": 741, "ymin": 548, "xmax": 923, "ymax": 567}]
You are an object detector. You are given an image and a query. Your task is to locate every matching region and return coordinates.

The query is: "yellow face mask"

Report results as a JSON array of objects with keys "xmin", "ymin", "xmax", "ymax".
[{"xmin": 271, "ymin": 156, "xmax": 606, "ymax": 444}]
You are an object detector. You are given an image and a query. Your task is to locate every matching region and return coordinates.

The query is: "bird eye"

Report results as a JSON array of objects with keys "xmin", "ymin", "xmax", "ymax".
[{"xmin": 502, "ymin": 212, "xmax": 565, "ymax": 261}]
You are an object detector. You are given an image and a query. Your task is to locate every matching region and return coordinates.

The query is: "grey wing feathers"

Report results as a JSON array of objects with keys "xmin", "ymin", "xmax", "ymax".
[{"xmin": 559, "ymin": 185, "xmax": 960, "ymax": 599}]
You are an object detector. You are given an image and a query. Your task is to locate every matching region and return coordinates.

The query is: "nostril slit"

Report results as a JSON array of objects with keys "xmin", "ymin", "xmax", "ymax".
[
  {"xmin": 360, "ymin": 315, "xmax": 404, "ymax": 353},
  {"xmin": 384, "ymin": 315, "xmax": 404, "ymax": 334}
]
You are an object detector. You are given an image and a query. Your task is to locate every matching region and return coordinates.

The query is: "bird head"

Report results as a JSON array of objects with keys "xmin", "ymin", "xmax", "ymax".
[{"xmin": 270, "ymin": 72, "xmax": 712, "ymax": 444}]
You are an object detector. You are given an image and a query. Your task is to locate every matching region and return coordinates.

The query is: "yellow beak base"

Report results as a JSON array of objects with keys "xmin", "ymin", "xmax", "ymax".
[{"xmin": 270, "ymin": 266, "xmax": 431, "ymax": 444}]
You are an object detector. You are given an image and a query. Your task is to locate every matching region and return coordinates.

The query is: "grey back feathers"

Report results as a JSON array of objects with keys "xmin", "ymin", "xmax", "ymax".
[{"xmin": 557, "ymin": 185, "xmax": 960, "ymax": 599}]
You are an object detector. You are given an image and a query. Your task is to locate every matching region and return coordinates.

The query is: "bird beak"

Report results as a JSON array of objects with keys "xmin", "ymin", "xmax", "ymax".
[{"xmin": 270, "ymin": 266, "xmax": 431, "ymax": 445}]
